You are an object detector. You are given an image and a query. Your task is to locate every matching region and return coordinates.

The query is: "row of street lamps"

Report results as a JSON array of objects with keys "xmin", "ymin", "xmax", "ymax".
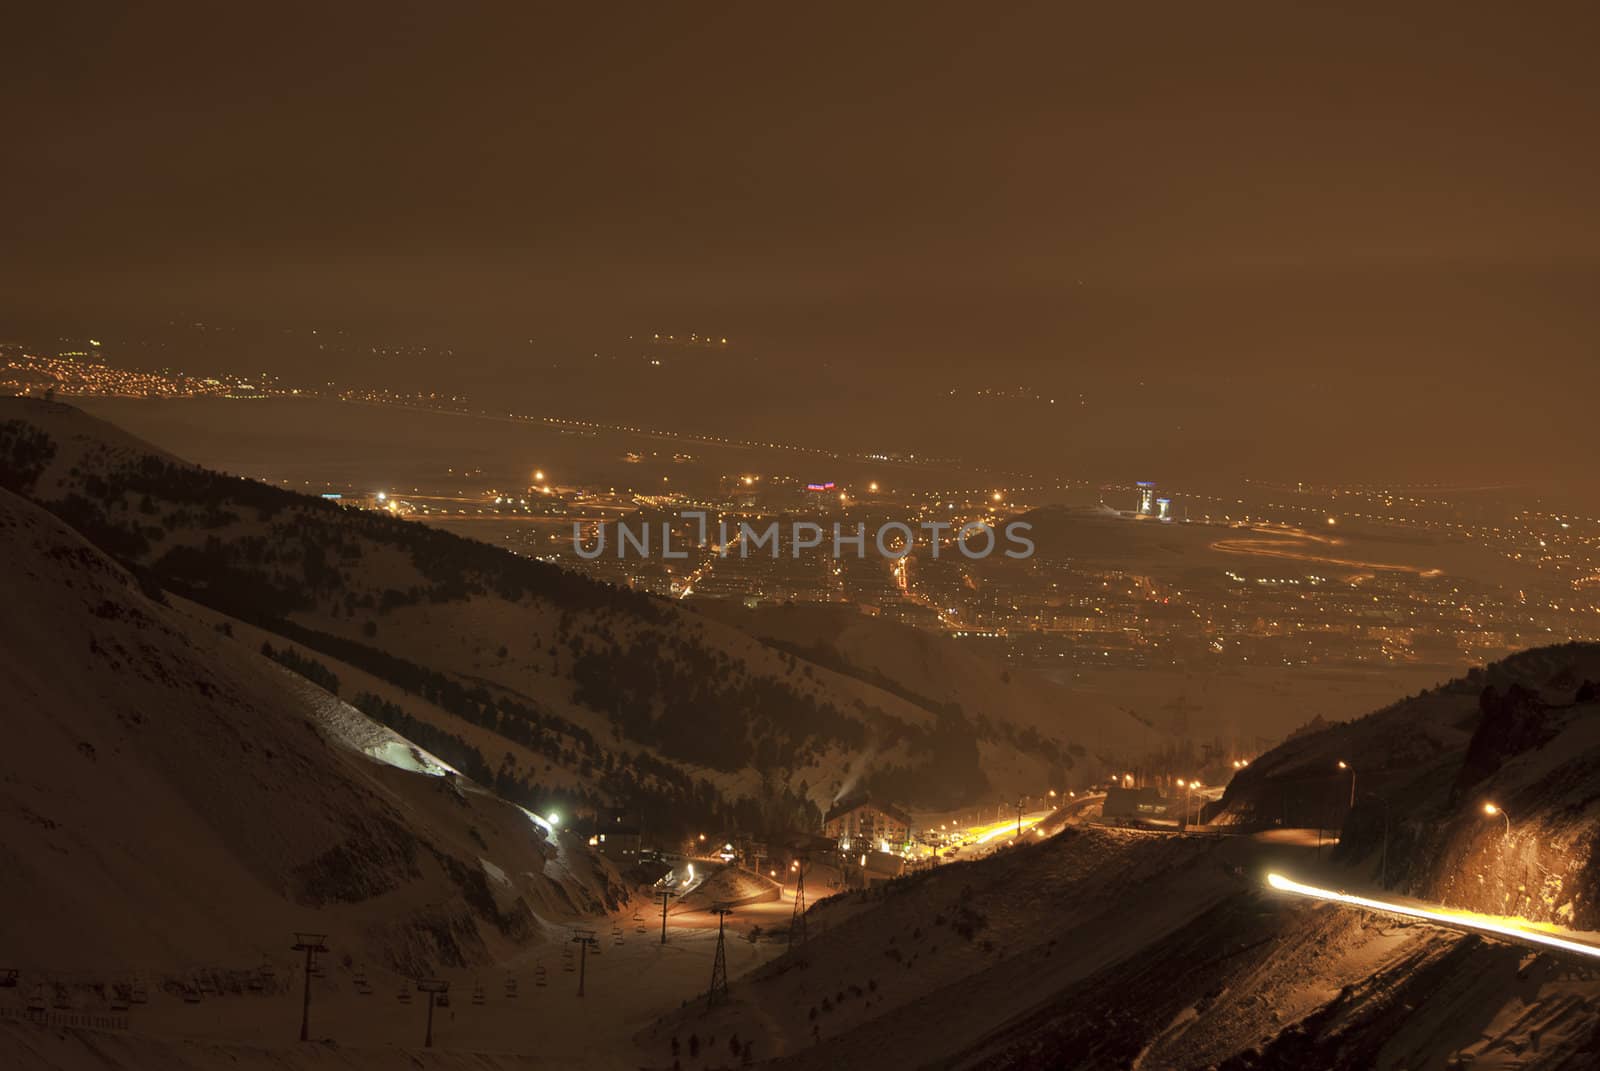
[{"xmin": 1315, "ymin": 759, "xmax": 1510, "ymax": 884}]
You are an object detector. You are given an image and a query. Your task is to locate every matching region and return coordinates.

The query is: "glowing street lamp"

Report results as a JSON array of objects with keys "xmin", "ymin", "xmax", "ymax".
[
  {"xmin": 1483, "ymin": 801, "xmax": 1511, "ymax": 837},
  {"xmin": 1338, "ymin": 760, "xmax": 1356, "ymax": 809},
  {"xmin": 1176, "ymin": 779, "xmax": 1199, "ymax": 830}
]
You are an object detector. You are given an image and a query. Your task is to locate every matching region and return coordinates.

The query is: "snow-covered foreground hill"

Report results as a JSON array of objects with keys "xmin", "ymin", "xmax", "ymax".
[
  {"xmin": 625, "ymin": 644, "xmax": 1600, "ymax": 1069},
  {"xmin": 1218, "ymin": 643, "xmax": 1600, "ymax": 927},
  {"xmin": 630, "ymin": 821, "xmax": 1600, "ymax": 1069},
  {"xmin": 0, "ymin": 485, "xmax": 625, "ymax": 979}
]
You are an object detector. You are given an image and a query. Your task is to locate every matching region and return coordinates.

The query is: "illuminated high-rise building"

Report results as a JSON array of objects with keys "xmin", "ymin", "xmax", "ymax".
[{"xmin": 1136, "ymin": 482, "xmax": 1156, "ymax": 515}]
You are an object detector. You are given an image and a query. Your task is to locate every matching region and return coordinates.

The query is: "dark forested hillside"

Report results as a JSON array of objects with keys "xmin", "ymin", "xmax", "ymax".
[{"xmin": 1, "ymin": 399, "xmax": 1069, "ymax": 837}]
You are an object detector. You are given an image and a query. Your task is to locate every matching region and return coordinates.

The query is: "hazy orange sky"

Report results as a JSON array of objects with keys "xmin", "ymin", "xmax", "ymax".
[{"xmin": 5, "ymin": 3, "xmax": 1597, "ymax": 490}]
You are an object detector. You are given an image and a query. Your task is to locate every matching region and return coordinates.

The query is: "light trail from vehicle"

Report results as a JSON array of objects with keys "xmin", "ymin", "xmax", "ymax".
[
  {"xmin": 1266, "ymin": 872, "xmax": 1600, "ymax": 959},
  {"xmin": 972, "ymin": 815, "xmax": 1043, "ymax": 845},
  {"xmin": 1211, "ymin": 526, "xmax": 1443, "ymax": 577}
]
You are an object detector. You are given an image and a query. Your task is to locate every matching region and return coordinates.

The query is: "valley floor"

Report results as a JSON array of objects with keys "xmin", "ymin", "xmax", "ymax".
[
  {"xmin": 11, "ymin": 820, "xmax": 1600, "ymax": 1069},
  {"xmin": 0, "ymin": 900, "xmax": 789, "ymax": 1071}
]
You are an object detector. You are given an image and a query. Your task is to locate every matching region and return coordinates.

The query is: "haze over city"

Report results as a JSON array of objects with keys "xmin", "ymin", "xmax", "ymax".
[{"xmin": 7, "ymin": 3, "xmax": 1600, "ymax": 490}]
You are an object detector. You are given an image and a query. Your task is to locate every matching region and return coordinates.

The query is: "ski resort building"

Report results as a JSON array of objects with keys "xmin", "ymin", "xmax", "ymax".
[
  {"xmin": 823, "ymin": 796, "xmax": 915, "ymax": 851},
  {"xmin": 1100, "ymin": 785, "xmax": 1173, "ymax": 822}
]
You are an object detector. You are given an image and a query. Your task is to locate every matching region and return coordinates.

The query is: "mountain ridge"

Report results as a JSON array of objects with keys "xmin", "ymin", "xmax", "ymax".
[{"xmin": 0, "ymin": 397, "xmax": 1080, "ymax": 837}]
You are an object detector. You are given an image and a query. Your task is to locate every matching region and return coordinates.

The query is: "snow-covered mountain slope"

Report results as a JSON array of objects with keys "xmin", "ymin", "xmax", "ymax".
[
  {"xmin": 0, "ymin": 1025, "xmax": 554, "ymax": 1071},
  {"xmin": 0, "ymin": 397, "xmax": 1079, "ymax": 827},
  {"xmin": 0, "ymin": 486, "xmax": 623, "ymax": 978},
  {"xmin": 640, "ymin": 827, "xmax": 1242, "ymax": 1067},
  {"xmin": 641, "ymin": 822, "xmax": 1600, "ymax": 1070},
  {"xmin": 1217, "ymin": 643, "xmax": 1600, "ymax": 924},
  {"xmin": 629, "ymin": 645, "xmax": 1600, "ymax": 1069}
]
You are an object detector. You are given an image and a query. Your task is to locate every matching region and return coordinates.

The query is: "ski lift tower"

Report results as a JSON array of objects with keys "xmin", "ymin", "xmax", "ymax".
[
  {"xmin": 790, "ymin": 854, "xmax": 811, "ymax": 957},
  {"xmin": 289, "ymin": 932, "xmax": 328, "ymax": 1042},
  {"xmin": 416, "ymin": 979, "xmax": 449, "ymax": 1048},
  {"xmin": 707, "ymin": 903, "xmax": 733, "ymax": 1009},
  {"xmin": 570, "ymin": 928, "xmax": 599, "ymax": 996}
]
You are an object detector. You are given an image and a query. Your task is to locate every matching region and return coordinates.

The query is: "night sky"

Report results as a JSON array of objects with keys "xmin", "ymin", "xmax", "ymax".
[{"xmin": 5, "ymin": 3, "xmax": 1598, "ymax": 488}]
